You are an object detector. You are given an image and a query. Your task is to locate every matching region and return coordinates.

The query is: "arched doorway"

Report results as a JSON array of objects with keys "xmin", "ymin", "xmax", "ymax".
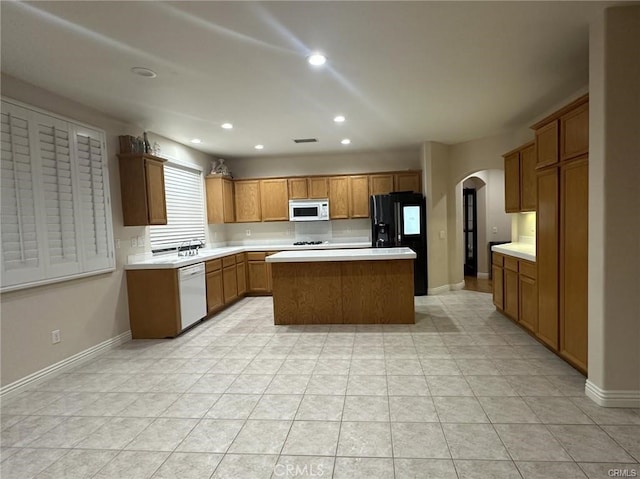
[{"xmin": 461, "ymin": 176, "xmax": 486, "ymax": 278}]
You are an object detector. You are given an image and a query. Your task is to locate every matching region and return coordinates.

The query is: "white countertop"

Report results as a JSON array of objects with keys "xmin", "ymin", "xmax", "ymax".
[
  {"xmin": 125, "ymin": 242, "xmax": 371, "ymax": 270},
  {"xmin": 266, "ymin": 247, "xmax": 417, "ymax": 263},
  {"xmin": 491, "ymin": 242, "xmax": 536, "ymax": 262}
]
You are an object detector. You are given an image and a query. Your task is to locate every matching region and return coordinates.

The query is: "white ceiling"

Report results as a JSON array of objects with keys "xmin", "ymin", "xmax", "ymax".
[{"xmin": 1, "ymin": 1, "xmax": 610, "ymax": 158}]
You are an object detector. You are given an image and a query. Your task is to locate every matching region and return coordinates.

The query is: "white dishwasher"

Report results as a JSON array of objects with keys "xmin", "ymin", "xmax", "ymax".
[{"xmin": 178, "ymin": 263, "xmax": 207, "ymax": 330}]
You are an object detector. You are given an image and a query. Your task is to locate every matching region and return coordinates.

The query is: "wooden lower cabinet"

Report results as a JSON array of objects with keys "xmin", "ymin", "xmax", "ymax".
[
  {"xmin": 247, "ymin": 252, "xmax": 272, "ymax": 295},
  {"xmin": 126, "ymin": 269, "xmax": 180, "ymax": 339},
  {"xmin": 519, "ymin": 274, "xmax": 537, "ymax": 333},
  {"xmin": 536, "ymin": 167, "xmax": 559, "ymax": 350},
  {"xmin": 223, "ymin": 265, "xmax": 238, "ymax": 303},
  {"xmin": 492, "ymin": 264, "xmax": 504, "ymax": 309},
  {"xmin": 206, "ymin": 269, "xmax": 224, "ymax": 314},
  {"xmin": 559, "ymin": 157, "xmax": 589, "ymax": 372},
  {"xmin": 492, "ymin": 254, "xmax": 537, "ymax": 330},
  {"xmin": 504, "ymin": 269, "xmax": 519, "ymax": 320},
  {"xmin": 236, "ymin": 255, "xmax": 247, "ymax": 296}
]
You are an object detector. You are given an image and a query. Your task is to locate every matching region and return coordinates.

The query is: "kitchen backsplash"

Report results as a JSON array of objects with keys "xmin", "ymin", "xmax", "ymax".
[{"xmin": 219, "ymin": 218, "xmax": 370, "ymax": 246}]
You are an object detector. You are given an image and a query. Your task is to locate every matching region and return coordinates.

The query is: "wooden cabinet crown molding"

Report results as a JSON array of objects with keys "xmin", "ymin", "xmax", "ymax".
[{"xmin": 530, "ymin": 94, "xmax": 589, "ymax": 131}]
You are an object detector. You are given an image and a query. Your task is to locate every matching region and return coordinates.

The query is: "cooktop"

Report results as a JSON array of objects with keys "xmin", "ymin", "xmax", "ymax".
[{"xmin": 293, "ymin": 241, "xmax": 324, "ymax": 246}]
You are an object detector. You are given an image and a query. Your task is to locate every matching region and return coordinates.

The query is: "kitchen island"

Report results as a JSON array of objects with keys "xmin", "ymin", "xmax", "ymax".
[{"xmin": 266, "ymin": 247, "xmax": 416, "ymax": 324}]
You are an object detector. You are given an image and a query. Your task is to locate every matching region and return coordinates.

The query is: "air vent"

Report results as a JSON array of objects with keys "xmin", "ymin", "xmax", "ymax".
[{"xmin": 293, "ymin": 138, "xmax": 318, "ymax": 143}]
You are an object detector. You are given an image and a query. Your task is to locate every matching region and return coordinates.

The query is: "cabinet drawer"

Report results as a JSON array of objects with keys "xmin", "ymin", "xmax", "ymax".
[
  {"xmin": 205, "ymin": 259, "xmax": 222, "ymax": 273},
  {"xmin": 492, "ymin": 253, "xmax": 504, "ymax": 267},
  {"xmin": 519, "ymin": 260, "xmax": 536, "ymax": 279},
  {"xmin": 247, "ymin": 252, "xmax": 266, "ymax": 261},
  {"xmin": 504, "ymin": 256, "xmax": 519, "ymax": 272},
  {"xmin": 222, "ymin": 255, "xmax": 236, "ymax": 268},
  {"xmin": 235, "ymin": 253, "xmax": 245, "ymax": 263}
]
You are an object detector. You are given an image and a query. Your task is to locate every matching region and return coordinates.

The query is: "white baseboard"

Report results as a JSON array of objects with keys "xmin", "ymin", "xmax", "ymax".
[
  {"xmin": 427, "ymin": 284, "xmax": 451, "ymax": 295},
  {"xmin": 427, "ymin": 281, "xmax": 466, "ymax": 295},
  {"xmin": 585, "ymin": 379, "xmax": 640, "ymax": 408},
  {"xmin": 0, "ymin": 330, "xmax": 132, "ymax": 401},
  {"xmin": 477, "ymin": 272, "xmax": 489, "ymax": 279}
]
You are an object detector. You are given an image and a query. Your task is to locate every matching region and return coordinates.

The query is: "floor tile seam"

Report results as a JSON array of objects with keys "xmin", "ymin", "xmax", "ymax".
[
  {"xmin": 4, "ymin": 447, "xmax": 74, "ymax": 479},
  {"xmin": 537, "ymin": 422, "xmax": 593, "ymax": 463},
  {"xmin": 475, "ymin": 395, "xmax": 544, "ymax": 425},
  {"xmin": 106, "ymin": 412, "xmax": 201, "ymax": 455},
  {"xmin": 593, "ymin": 422, "xmax": 640, "ymax": 462}
]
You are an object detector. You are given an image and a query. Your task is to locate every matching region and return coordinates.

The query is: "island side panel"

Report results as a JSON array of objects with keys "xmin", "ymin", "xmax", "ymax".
[
  {"xmin": 271, "ymin": 262, "xmax": 343, "ymax": 324},
  {"xmin": 126, "ymin": 269, "xmax": 181, "ymax": 338},
  {"xmin": 341, "ymin": 260, "xmax": 415, "ymax": 324}
]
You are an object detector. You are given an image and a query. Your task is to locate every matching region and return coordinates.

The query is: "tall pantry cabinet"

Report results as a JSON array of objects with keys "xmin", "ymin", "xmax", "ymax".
[{"xmin": 532, "ymin": 94, "xmax": 589, "ymax": 374}]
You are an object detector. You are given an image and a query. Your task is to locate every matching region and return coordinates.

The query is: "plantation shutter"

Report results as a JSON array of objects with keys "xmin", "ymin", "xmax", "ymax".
[
  {"xmin": 34, "ymin": 112, "xmax": 81, "ymax": 278},
  {"xmin": 1, "ymin": 99, "xmax": 115, "ymax": 291},
  {"xmin": 149, "ymin": 162, "xmax": 205, "ymax": 250},
  {"xmin": 0, "ymin": 104, "xmax": 44, "ymax": 286},
  {"xmin": 73, "ymin": 126, "xmax": 113, "ymax": 271}
]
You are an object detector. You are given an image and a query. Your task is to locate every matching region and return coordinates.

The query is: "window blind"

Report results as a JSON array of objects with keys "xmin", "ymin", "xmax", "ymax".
[
  {"xmin": 0, "ymin": 99, "xmax": 115, "ymax": 291},
  {"xmin": 149, "ymin": 162, "xmax": 205, "ymax": 251}
]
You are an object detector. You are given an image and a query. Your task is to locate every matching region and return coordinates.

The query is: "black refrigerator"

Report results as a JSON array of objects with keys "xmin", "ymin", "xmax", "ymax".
[{"xmin": 371, "ymin": 192, "xmax": 428, "ymax": 295}]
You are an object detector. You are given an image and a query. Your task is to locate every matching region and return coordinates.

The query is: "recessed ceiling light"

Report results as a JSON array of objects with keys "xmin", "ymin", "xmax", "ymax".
[
  {"xmin": 131, "ymin": 67, "xmax": 157, "ymax": 78},
  {"xmin": 307, "ymin": 53, "xmax": 327, "ymax": 66},
  {"xmin": 254, "ymin": 144, "xmax": 264, "ymax": 150},
  {"xmin": 191, "ymin": 138, "xmax": 202, "ymax": 144},
  {"xmin": 341, "ymin": 138, "xmax": 351, "ymax": 145},
  {"xmin": 334, "ymin": 115, "xmax": 346, "ymax": 123},
  {"xmin": 221, "ymin": 123, "xmax": 233, "ymax": 130}
]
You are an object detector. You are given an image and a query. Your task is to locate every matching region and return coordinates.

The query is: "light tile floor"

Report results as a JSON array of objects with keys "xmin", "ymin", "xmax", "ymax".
[{"xmin": 2, "ymin": 291, "xmax": 639, "ymax": 479}]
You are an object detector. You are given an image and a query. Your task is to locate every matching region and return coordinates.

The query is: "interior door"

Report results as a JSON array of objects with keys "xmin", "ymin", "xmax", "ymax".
[{"xmin": 463, "ymin": 188, "xmax": 477, "ymax": 276}]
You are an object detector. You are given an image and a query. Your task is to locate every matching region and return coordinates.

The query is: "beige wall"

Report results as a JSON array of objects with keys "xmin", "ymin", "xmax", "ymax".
[
  {"xmin": 421, "ymin": 142, "xmax": 450, "ymax": 290},
  {"xmin": 0, "ymin": 75, "xmax": 215, "ymax": 387},
  {"xmin": 225, "ymin": 148, "xmax": 421, "ymax": 179},
  {"xmin": 587, "ymin": 6, "xmax": 640, "ymax": 402}
]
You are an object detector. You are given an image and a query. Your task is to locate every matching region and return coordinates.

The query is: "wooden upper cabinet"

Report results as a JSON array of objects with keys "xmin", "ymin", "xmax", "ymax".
[
  {"xmin": 349, "ymin": 175, "xmax": 370, "ymax": 218},
  {"xmin": 118, "ymin": 154, "xmax": 167, "ymax": 226},
  {"xmin": 394, "ymin": 172, "xmax": 421, "ymax": 193},
  {"xmin": 260, "ymin": 179, "xmax": 289, "ymax": 221},
  {"xmin": 206, "ymin": 177, "xmax": 235, "ymax": 224},
  {"xmin": 369, "ymin": 174, "xmax": 394, "ymax": 196},
  {"xmin": 288, "ymin": 178, "xmax": 308, "ymax": 199},
  {"xmin": 503, "ymin": 141, "xmax": 536, "ymax": 213},
  {"xmin": 308, "ymin": 177, "xmax": 329, "ymax": 198},
  {"xmin": 535, "ymin": 120, "xmax": 559, "ymax": 169},
  {"xmin": 520, "ymin": 143, "xmax": 537, "ymax": 211},
  {"xmin": 560, "ymin": 102, "xmax": 589, "ymax": 162},
  {"xmin": 234, "ymin": 180, "xmax": 261, "ymax": 222},
  {"xmin": 504, "ymin": 151, "xmax": 521, "ymax": 213},
  {"xmin": 328, "ymin": 176, "xmax": 349, "ymax": 219}
]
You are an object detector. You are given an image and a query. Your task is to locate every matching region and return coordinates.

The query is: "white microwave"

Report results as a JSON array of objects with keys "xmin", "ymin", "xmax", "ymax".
[{"xmin": 289, "ymin": 199, "xmax": 330, "ymax": 221}]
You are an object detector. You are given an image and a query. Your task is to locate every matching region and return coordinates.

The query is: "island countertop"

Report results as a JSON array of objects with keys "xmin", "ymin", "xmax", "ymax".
[{"xmin": 265, "ymin": 247, "xmax": 416, "ymax": 263}]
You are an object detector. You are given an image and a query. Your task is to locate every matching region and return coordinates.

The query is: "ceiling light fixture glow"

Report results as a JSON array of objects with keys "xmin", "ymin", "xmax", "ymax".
[
  {"xmin": 307, "ymin": 53, "xmax": 327, "ymax": 66},
  {"xmin": 341, "ymin": 138, "xmax": 351, "ymax": 145},
  {"xmin": 254, "ymin": 144, "xmax": 264, "ymax": 150},
  {"xmin": 191, "ymin": 138, "xmax": 202, "ymax": 144},
  {"xmin": 131, "ymin": 67, "xmax": 157, "ymax": 78},
  {"xmin": 221, "ymin": 123, "xmax": 233, "ymax": 129},
  {"xmin": 334, "ymin": 115, "xmax": 346, "ymax": 123}
]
